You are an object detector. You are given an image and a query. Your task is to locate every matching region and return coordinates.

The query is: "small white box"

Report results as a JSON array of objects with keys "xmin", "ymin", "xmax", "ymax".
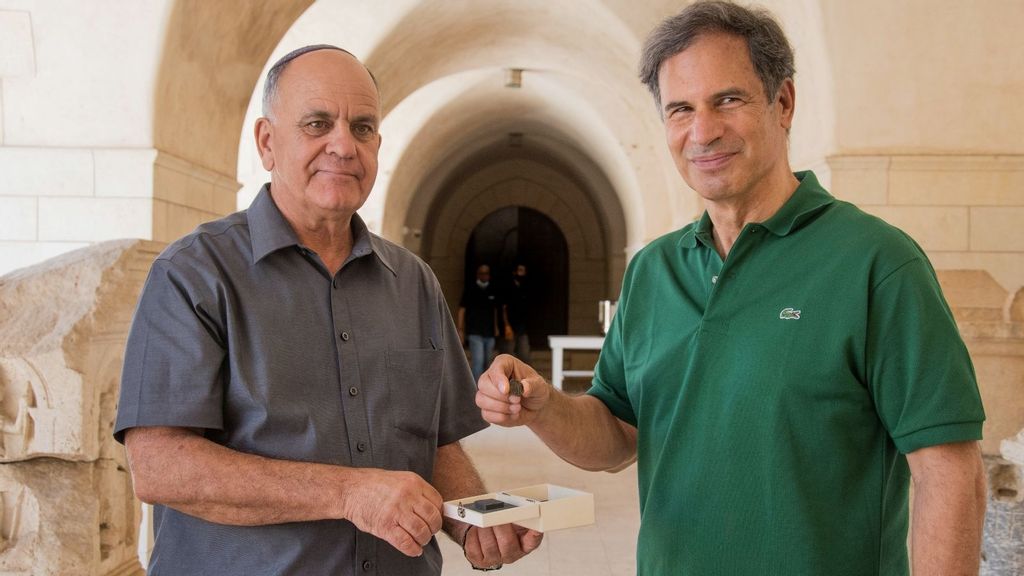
[{"xmin": 443, "ymin": 483, "xmax": 595, "ymax": 532}]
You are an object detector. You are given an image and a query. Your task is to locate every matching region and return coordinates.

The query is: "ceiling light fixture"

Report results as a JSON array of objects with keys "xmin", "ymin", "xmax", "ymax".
[{"xmin": 505, "ymin": 68, "xmax": 523, "ymax": 88}]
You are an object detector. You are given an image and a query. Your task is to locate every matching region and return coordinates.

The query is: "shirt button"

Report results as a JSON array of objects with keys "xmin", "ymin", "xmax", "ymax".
[
  {"xmin": 357, "ymin": 441, "xmax": 367, "ymax": 452},
  {"xmin": 349, "ymin": 386, "xmax": 359, "ymax": 396},
  {"xmin": 362, "ymin": 560, "xmax": 374, "ymax": 571},
  {"xmin": 711, "ymin": 275, "xmax": 718, "ymax": 284},
  {"xmin": 340, "ymin": 331, "xmax": 350, "ymax": 341},
  {"xmin": 332, "ymin": 277, "xmax": 339, "ymax": 289}
]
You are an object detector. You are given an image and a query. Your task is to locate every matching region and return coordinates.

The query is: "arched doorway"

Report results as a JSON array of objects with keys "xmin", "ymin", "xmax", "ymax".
[{"xmin": 464, "ymin": 207, "xmax": 569, "ymax": 349}]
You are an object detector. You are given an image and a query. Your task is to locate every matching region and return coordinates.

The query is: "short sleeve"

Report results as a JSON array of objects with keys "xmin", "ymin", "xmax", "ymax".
[
  {"xmin": 866, "ymin": 257, "xmax": 985, "ymax": 454},
  {"xmin": 587, "ymin": 264, "xmax": 638, "ymax": 427},
  {"xmin": 113, "ymin": 258, "xmax": 227, "ymax": 443}
]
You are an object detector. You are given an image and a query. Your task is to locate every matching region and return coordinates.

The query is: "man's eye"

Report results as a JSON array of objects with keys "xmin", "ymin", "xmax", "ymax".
[
  {"xmin": 307, "ymin": 120, "xmax": 329, "ymax": 131},
  {"xmin": 353, "ymin": 124, "xmax": 376, "ymax": 137}
]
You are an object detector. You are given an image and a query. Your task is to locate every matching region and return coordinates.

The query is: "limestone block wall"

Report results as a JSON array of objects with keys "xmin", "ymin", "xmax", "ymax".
[
  {"xmin": 421, "ymin": 160, "xmax": 614, "ymax": 340},
  {"xmin": 0, "ymin": 4, "xmax": 240, "ymax": 278},
  {"xmin": 0, "ymin": 4, "xmax": 163, "ymax": 276},
  {"xmin": 0, "ymin": 239, "xmax": 159, "ymax": 576},
  {"xmin": 832, "ymin": 156, "xmax": 1024, "ymax": 295}
]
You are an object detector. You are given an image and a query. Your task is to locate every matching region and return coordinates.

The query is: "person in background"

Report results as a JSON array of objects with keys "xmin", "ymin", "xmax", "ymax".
[
  {"xmin": 500, "ymin": 263, "xmax": 531, "ymax": 363},
  {"xmin": 457, "ymin": 264, "xmax": 500, "ymax": 381}
]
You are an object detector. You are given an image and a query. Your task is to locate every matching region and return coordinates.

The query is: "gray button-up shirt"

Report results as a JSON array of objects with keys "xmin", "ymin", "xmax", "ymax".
[{"xmin": 115, "ymin": 185, "xmax": 486, "ymax": 576}]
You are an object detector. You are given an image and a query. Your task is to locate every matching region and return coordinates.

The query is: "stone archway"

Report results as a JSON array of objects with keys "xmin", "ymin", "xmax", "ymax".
[
  {"xmin": 423, "ymin": 158, "xmax": 609, "ymax": 337},
  {"xmin": 150, "ymin": 0, "xmax": 312, "ymax": 242},
  {"xmin": 464, "ymin": 206, "xmax": 571, "ymax": 348}
]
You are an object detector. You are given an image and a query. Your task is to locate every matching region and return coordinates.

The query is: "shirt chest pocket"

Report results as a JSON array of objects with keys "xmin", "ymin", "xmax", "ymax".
[{"xmin": 386, "ymin": 348, "xmax": 444, "ymax": 439}]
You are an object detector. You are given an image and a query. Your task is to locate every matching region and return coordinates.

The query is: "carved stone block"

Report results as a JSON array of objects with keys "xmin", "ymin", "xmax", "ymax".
[
  {"xmin": 0, "ymin": 458, "xmax": 141, "ymax": 576},
  {"xmin": 0, "ymin": 239, "xmax": 159, "ymax": 575}
]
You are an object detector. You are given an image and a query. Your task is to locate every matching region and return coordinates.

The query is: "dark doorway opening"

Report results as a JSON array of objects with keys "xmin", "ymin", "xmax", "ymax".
[{"xmin": 464, "ymin": 207, "xmax": 568, "ymax": 350}]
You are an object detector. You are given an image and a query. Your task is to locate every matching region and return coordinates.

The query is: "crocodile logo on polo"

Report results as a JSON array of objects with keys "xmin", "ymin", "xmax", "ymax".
[{"xmin": 779, "ymin": 307, "xmax": 801, "ymax": 320}]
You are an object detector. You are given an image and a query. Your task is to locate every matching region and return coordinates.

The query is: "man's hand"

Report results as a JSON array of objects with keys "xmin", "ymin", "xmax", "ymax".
[
  {"xmin": 433, "ymin": 442, "xmax": 543, "ymax": 568},
  {"xmin": 461, "ymin": 523, "xmax": 544, "ymax": 569},
  {"xmin": 475, "ymin": 355, "xmax": 638, "ymax": 472},
  {"xmin": 342, "ymin": 468, "xmax": 444, "ymax": 557},
  {"xmin": 476, "ymin": 354, "xmax": 552, "ymax": 427}
]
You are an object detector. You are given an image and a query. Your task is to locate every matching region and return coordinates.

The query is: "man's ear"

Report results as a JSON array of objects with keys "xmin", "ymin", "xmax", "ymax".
[
  {"xmin": 254, "ymin": 117, "xmax": 275, "ymax": 171},
  {"xmin": 777, "ymin": 77, "xmax": 796, "ymax": 131}
]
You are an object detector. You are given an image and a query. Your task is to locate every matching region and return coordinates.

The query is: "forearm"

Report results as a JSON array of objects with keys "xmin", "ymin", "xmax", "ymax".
[
  {"xmin": 909, "ymin": 442, "xmax": 987, "ymax": 575},
  {"xmin": 432, "ymin": 441, "xmax": 486, "ymax": 541},
  {"xmin": 125, "ymin": 426, "xmax": 353, "ymax": 525},
  {"xmin": 530, "ymin": 392, "xmax": 637, "ymax": 472}
]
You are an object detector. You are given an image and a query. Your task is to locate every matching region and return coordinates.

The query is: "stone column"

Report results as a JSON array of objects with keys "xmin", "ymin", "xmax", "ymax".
[{"xmin": 0, "ymin": 239, "xmax": 160, "ymax": 576}]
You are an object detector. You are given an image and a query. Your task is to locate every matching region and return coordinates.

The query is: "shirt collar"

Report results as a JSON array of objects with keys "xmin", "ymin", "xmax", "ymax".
[
  {"xmin": 354, "ymin": 213, "xmax": 398, "ymax": 276},
  {"xmin": 759, "ymin": 171, "xmax": 834, "ymax": 237},
  {"xmin": 248, "ymin": 184, "xmax": 397, "ymax": 275},
  {"xmin": 677, "ymin": 171, "xmax": 833, "ymax": 249},
  {"xmin": 249, "ymin": 184, "xmax": 300, "ymax": 263},
  {"xmin": 678, "ymin": 210, "xmax": 712, "ymax": 250}
]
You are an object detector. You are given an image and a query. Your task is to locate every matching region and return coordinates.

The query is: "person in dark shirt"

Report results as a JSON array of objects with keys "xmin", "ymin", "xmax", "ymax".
[
  {"xmin": 457, "ymin": 264, "xmax": 500, "ymax": 381},
  {"xmin": 501, "ymin": 263, "xmax": 531, "ymax": 363},
  {"xmin": 115, "ymin": 45, "xmax": 540, "ymax": 575}
]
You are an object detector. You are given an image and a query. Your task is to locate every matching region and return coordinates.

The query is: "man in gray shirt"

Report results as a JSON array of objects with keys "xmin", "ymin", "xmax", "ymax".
[{"xmin": 114, "ymin": 45, "xmax": 542, "ymax": 575}]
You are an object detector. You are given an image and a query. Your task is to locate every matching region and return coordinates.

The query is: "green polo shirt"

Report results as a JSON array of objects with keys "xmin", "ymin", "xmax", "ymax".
[{"xmin": 588, "ymin": 171, "xmax": 984, "ymax": 576}]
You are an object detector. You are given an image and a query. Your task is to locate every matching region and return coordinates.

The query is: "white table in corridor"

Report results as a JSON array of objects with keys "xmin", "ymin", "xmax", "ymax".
[{"xmin": 548, "ymin": 335, "xmax": 605, "ymax": 390}]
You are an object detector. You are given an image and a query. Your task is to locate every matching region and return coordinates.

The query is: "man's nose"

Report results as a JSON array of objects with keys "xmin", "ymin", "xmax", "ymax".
[
  {"xmin": 689, "ymin": 108, "xmax": 725, "ymax": 147},
  {"xmin": 326, "ymin": 125, "xmax": 358, "ymax": 159}
]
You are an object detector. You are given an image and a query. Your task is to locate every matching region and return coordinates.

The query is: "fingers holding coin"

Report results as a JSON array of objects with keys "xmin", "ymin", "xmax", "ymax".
[{"xmin": 507, "ymin": 378, "xmax": 524, "ymax": 398}]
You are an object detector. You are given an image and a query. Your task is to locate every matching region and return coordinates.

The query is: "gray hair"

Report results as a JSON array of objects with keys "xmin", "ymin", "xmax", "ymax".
[
  {"xmin": 261, "ymin": 44, "xmax": 380, "ymax": 119},
  {"xmin": 638, "ymin": 0, "xmax": 795, "ymax": 110}
]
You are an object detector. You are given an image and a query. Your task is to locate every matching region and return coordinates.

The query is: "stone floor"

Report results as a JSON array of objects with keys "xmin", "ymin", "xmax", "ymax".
[{"xmin": 438, "ymin": 421, "xmax": 640, "ymax": 575}]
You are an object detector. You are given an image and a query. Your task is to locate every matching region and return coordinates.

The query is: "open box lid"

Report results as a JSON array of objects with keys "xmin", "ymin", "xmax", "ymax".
[{"xmin": 442, "ymin": 483, "xmax": 595, "ymax": 532}]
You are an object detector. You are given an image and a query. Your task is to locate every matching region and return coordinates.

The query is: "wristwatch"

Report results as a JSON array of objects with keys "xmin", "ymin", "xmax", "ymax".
[{"xmin": 460, "ymin": 525, "xmax": 503, "ymax": 571}]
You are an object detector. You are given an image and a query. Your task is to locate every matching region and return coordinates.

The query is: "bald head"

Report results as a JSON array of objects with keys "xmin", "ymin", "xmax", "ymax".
[
  {"xmin": 252, "ymin": 45, "xmax": 383, "ymax": 229},
  {"xmin": 261, "ymin": 44, "xmax": 380, "ymax": 119}
]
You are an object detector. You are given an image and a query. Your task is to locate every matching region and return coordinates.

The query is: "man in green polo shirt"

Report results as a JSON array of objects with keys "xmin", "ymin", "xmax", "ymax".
[{"xmin": 475, "ymin": 1, "xmax": 987, "ymax": 574}]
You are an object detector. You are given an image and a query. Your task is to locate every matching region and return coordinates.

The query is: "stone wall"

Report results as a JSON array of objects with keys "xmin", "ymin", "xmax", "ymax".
[{"xmin": 0, "ymin": 240, "xmax": 160, "ymax": 576}]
